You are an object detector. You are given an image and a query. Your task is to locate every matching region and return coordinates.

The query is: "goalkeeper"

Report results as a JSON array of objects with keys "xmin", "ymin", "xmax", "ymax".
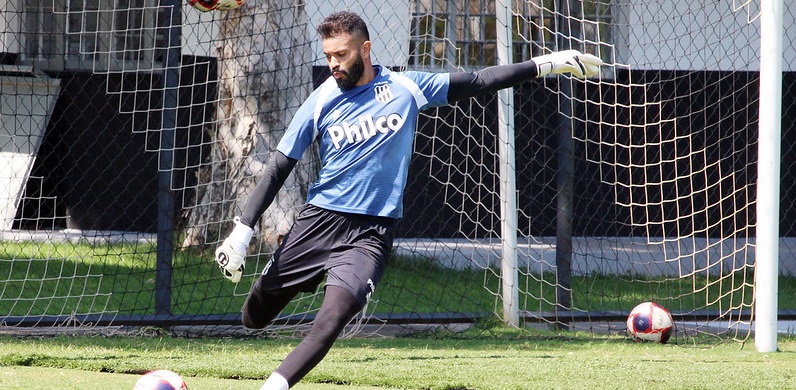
[{"xmin": 214, "ymin": 10, "xmax": 602, "ymax": 390}]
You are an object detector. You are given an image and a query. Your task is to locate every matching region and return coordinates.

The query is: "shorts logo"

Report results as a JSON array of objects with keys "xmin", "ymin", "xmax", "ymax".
[
  {"xmin": 261, "ymin": 257, "xmax": 274, "ymax": 276},
  {"xmin": 374, "ymin": 83, "xmax": 393, "ymax": 103},
  {"xmin": 365, "ymin": 278, "xmax": 375, "ymax": 301}
]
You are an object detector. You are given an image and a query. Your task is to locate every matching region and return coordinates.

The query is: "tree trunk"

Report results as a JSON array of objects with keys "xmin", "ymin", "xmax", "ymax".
[{"xmin": 182, "ymin": 0, "xmax": 316, "ymax": 249}]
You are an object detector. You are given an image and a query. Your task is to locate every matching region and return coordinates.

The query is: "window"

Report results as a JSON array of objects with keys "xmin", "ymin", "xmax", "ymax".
[
  {"xmin": 22, "ymin": 0, "xmax": 164, "ymax": 72},
  {"xmin": 409, "ymin": 0, "xmax": 613, "ymax": 70}
]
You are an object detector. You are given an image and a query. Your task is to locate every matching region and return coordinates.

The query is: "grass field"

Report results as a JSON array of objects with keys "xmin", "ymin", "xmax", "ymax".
[
  {"xmin": 1, "ymin": 326, "xmax": 795, "ymax": 389},
  {"xmin": 2, "ymin": 241, "xmax": 794, "ymax": 320},
  {"xmin": 3, "ymin": 241, "xmax": 796, "ymax": 389}
]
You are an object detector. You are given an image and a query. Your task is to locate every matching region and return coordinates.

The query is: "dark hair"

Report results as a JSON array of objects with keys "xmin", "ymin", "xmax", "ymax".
[{"xmin": 317, "ymin": 11, "xmax": 370, "ymax": 41}]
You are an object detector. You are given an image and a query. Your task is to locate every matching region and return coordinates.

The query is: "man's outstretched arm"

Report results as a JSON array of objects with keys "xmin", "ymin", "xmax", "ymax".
[{"xmin": 447, "ymin": 50, "xmax": 602, "ymax": 102}]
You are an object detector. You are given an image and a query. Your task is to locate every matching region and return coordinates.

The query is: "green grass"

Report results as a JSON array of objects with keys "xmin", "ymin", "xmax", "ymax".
[
  {"xmin": 1, "ymin": 328, "xmax": 795, "ymax": 389},
  {"xmin": 2, "ymin": 241, "xmax": 795, "ymax": 322}
]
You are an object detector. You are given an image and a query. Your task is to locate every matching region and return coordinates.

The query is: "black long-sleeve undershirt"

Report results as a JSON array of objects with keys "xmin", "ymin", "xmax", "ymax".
[
  {"xmin": 447, "ymin": 59, "xmax": 539, "ymax": 102},
  {"xmin": 240, "ymin": 151, "xmax": 298, "ymax": 228},
  {"xmin": 239, "ymin": 59, "xmax": 540, "ymax": 228}
]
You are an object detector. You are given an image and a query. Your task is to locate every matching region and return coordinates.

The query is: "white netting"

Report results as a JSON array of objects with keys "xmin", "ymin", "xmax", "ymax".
[{"xmin": 2, "ymin": 0, "xmax": 792, "ymax": 342}]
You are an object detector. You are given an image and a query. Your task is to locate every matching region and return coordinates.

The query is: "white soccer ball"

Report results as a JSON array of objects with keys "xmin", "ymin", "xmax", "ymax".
[
  {"xmin": 626, "ymin": 301, "xmax": 674, "ymax": 343},
  {"xmin": 187, "ymin": 0, "xmax": 245, "ymax": 12},
  {"xmin": 134, "ymin": 369, "xmax": 188, "ymax": 390}
]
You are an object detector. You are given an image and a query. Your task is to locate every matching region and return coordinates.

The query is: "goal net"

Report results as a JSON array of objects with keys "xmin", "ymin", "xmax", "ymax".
[
  {"xmin": 388, "ymin": 0, "xmax": 766, "ymax": 339},
  {"xmin": 0, "ymin": 0, "xmax": 790, "ymax": 342}
]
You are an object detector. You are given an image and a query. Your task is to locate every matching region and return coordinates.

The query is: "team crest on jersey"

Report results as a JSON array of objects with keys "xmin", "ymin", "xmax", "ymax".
[{"xmin": 374, "ymin": 83, "xmax": 393, "ymax": 103}]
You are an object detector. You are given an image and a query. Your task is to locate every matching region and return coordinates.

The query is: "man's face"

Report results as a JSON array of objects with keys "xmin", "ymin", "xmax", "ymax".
[{"xmin": 322, "ymin": 33, "xmax": 368, "ymax": 90}]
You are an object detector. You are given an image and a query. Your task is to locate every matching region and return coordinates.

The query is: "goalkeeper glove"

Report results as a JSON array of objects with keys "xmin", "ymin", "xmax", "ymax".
[
  {"xmin": 533, "ymin": 50, "xmax": 603, "ymax": 78},
  {"xmin": 215, "ymin": 216, "xmax": 253, "ymax": 283}
]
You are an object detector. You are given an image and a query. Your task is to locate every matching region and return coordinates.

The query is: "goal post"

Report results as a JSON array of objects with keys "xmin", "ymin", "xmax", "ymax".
[
  {"xmin": 754, "ymin": 0, "xmax": 783, "ymax": 353},
  {"xmin": 495, "ymin": 0, "xmax": 520, "ymax": 328}
]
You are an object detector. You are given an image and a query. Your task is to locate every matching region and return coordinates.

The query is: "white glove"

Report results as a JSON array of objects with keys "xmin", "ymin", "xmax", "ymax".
[
  {"xmin": 533, "ymin": 50, "xmax": 603, "ymax": 78},
  {"xmin": 215, "ymin": 216, "xmax": 253, "ymax": 283}
]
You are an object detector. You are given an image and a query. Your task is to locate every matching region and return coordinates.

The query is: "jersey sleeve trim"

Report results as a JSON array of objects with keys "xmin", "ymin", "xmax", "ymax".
[
  {"xmin": 390, "ymin": 73, "xmax": 429, "ymax": 110},
  {"xmin": 313, "ymin": 78, "xmax": 339, "ymax": 140}
]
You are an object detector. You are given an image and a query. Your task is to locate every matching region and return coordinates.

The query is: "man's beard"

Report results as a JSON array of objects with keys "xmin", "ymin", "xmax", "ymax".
[{"xmin": 334, "ymin": 55, "xmax": 365, "ymax": 91}]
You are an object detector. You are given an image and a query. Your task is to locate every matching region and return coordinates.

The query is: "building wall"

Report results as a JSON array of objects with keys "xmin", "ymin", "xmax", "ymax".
[{"xmin": 16, "ymin": 57, "xmax": 216, "ymax": 232}]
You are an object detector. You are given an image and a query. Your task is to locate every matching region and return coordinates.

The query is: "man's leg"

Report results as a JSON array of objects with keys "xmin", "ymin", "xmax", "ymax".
[
  {"xmin": 241, "ymin": 277, "xmax": 300, "ymax": 329},
  {"xmin": 243, "ymin": 206, "xmax": 332, "ymax": 329},
  {"xmin": 271, "ymin": 285, "xmax": 362, "ymax": 387}
]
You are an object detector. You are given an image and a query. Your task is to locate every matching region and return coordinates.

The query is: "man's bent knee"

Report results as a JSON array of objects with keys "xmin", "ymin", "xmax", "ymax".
[
  {"xmin": 242, "ymin": 310, "xmax": 268, "ymax": 329},
  {"xmin": 241, "ymin": 287, "xmax": 297, "ymax": 329}
]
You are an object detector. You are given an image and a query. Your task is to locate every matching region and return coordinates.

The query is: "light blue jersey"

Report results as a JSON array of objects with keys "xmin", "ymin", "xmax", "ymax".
[{"xmin": 277, "ymin": 65, "xmax": 450, "ymax": 218}]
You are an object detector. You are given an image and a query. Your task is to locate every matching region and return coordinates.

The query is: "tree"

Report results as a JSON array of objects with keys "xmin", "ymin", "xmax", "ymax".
[{"xmin": 182, "ymin": 1, "xmax": 317, "ymax": 249}]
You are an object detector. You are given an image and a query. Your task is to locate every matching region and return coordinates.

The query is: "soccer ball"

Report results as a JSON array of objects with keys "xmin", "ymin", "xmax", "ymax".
[
  {"xmin": 626, "ymin": 301, "xmax": 674, "ymax": 343},
  {"xmin": 187, "ymin": 0, "xmax": 245, "ymax": 12},
  {"xmin": 134, "ymin": 370, "xmax": 188, "ymax": 390}
]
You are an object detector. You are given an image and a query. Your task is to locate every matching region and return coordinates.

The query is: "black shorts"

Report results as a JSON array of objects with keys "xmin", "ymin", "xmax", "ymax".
[{"xmin": 252, "ymin": 204, "xmax": 397, "ymax": 306}]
